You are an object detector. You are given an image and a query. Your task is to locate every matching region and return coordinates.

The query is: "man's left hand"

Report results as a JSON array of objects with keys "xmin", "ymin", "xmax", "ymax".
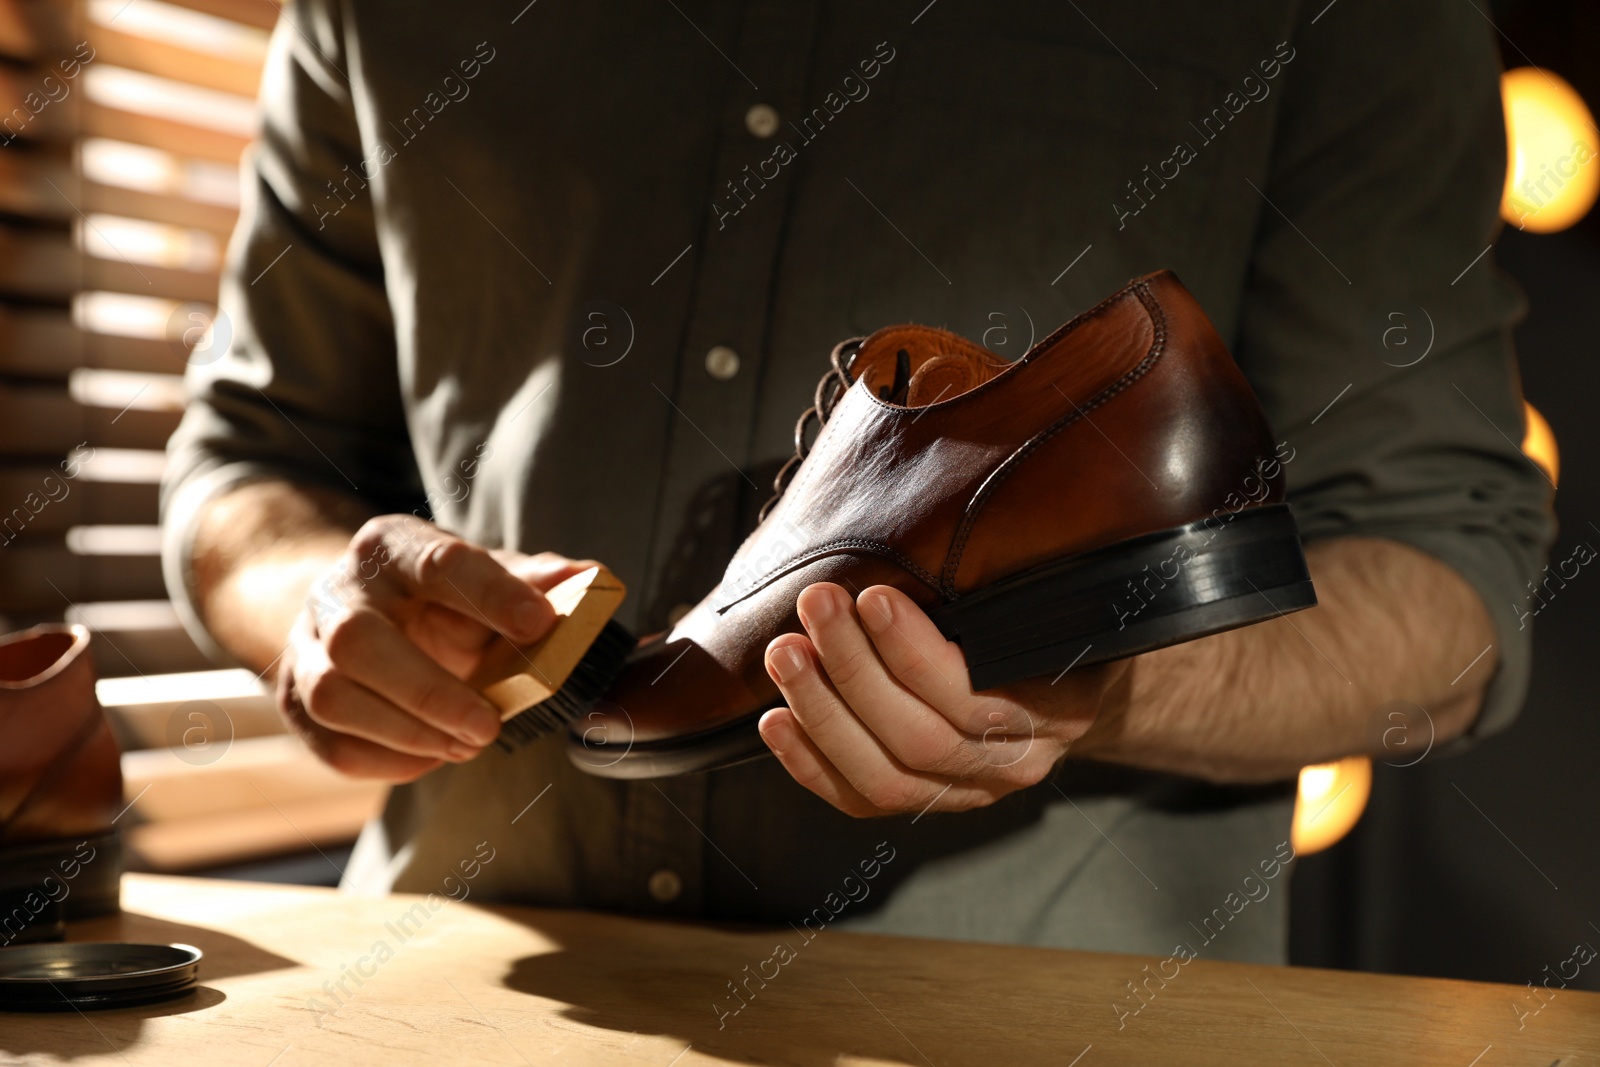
[{"xmin": 759, "ymin": 582, "xmax": 1128, "ymax": 818}]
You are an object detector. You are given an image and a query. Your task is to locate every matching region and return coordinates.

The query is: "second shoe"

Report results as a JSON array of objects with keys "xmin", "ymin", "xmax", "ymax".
[{"xmin": 0, "ymin": 623, "xmax": 124, "ymax": 944}]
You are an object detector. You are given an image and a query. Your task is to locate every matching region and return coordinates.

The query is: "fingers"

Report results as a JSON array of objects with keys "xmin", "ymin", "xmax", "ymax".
[
  {"xmin": 760, "ymin": 699, "xmax": 995, "ymax": 818},
  {"xmin": 276, "ymin": 625, "xmax": 446, "ymax": 783},
  {"xmin": 318, "ymin": 605, "xmax": 503, "ymax": 746},
  {"xmin": 759, "ymin": 582, "xmax": 1082, "ymax": 817},
  {"xmin": 764, "ymin": 629, "xmax": 996, "ymax": 815},
  {"xmin": 794, "ymin": 584, "xmax": 979, "ymax": 778},
  {"xmin": 405, "ymin": 602, "xmax": 499, "ymax": 680},
  {"xmin": 757, "ymin": 707, "xmax": 878, "ymax": 818},
  {"xmin": 855, "ymin": 584, "xmax": 1041, "ymax": 741},
  {"xmin": 406, "ymin": 551, "xmax": 601, "ymax": 675},
  {"xmin": 283, "ymin": 519, "xmax": 615, "ymax": 782},
  {"xmin": 851, "ymin": 585, "xmax": 969, "ymax": 708},
  {"xmin": 498, "ymin": 550, "xmax": 603, "ymax": 592},
  {"xmin": 294, "ymin": 645, "xmax": 480, "ymax": 761},
  {"xmin": 766, "ymin": 633, "xmax": 901, "ymax": 785},
  {"xmin": 305, "ymin": 733, "xmax": 444, "ymax": 782},
  {"xmin": 353, "ymin": 519, "xmax": 553, "ymax": 645},
  {"xmin": 414, "ymin": 601, "xmax": 496, "ymax": 650}
]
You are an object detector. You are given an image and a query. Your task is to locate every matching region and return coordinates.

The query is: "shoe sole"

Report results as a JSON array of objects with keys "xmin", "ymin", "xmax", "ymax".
[
  {"xmin": 0, "ymin": 830, "xmax": 121, "ymax": 946},
  {"xmin": 932, "ymin": 502, "xmax": 1315, "ymax": 688},
  {"xmin": 569, "ymin": 503, "xmax": 1314, "ymax": 779}
]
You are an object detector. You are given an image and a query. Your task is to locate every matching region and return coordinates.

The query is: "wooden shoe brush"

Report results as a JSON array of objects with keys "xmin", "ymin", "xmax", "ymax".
[{"xmin": 468, "ymin": 564, "xmax": 633, "ymax": 750}]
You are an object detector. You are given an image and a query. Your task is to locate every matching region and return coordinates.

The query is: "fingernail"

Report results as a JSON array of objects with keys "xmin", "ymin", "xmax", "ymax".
[
  {"xmin": 760, "ymin": 713, "xmax": 793, "ymax": 755},
  {"xmin": 800, "ymin": 586, "xmax": 836, "ymax": 628},
  {"xmin": 859, "ymin": 590, "xmax": 892, "ymax": 634},
  {"xmin": 461, "ymin": 708, "xmax": 501, "ymax": 747},
  {"xmin": 512, "ymin": 599, "xmax": 547, "ymax": 641},
  {"xmin": 769, "ymin": 644, "xmax": 807, "ymax": 684},
  {"xmin": 447, "ymin": 740, "xmax": 480, "ymax": 762}
]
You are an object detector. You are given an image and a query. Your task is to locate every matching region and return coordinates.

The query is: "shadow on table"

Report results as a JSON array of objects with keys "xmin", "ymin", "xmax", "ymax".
[
  {"xmin": 501, "ymin": 911, "xmax": 938, "ymax": 1067},
  {"xmin": 0, "ymin": 912, "xmax": 296, "ymax": 1062}
]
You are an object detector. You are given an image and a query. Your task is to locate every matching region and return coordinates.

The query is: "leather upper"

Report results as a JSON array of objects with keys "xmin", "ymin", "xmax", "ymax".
[
  {"xmin": 0, "ymin": 624, "xmax": 123, "ymax": 845},
  {"xmin": 586, "ymin": 271, "xmax": 1284, "ymax": 744}
]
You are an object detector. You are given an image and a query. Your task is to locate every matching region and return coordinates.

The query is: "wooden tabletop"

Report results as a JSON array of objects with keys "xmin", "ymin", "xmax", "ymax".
[{"xmin": 2, "ymin": 875, "xmax": 1594, "ymax": 1065}]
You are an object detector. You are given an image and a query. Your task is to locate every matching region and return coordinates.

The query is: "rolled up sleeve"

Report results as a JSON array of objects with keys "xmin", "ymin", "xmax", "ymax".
[
  {"xmin": 161, "ymin": 0, "xmax": 420, "ymax": 657},
  {"xmin": 1232, "ymin": 2, "xmax": 1556, "ymax": 747}
]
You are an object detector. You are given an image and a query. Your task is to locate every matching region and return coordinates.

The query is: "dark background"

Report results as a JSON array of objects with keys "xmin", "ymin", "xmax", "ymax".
[{"xmin": 1289, "ymin": 0, "xmax": 1600, "ymax": 991}]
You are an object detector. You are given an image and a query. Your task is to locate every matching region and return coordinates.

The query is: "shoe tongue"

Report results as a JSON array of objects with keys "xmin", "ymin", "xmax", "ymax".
[{"xmin": 850, "ymin": 325, "xmax": 1004, "ymax": 407}]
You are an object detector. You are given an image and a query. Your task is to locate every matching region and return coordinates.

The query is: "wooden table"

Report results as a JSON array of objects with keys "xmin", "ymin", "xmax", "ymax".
[{"xmin": 2, "ymin": 875, "xmax": 1595, "ymax": 1065}]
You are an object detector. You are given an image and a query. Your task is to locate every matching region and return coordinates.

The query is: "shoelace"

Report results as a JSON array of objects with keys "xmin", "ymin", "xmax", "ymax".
[{"xmin": 758, "ymin": 339, "xmax": 870, "ymax": 522}]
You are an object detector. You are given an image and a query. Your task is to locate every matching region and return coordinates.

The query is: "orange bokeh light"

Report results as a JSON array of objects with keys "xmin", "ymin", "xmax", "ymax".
[
  {"xmin": 1501, "ymin": 67, "xmax": 1599, "ymax": 233},
  {"xmin": 1292, "ymin": 757, "xmax": 1373, "ymax": 856},
  {"xmin": 1523, "ymin": 402, "xmax": 1559, "ymax": 484}
]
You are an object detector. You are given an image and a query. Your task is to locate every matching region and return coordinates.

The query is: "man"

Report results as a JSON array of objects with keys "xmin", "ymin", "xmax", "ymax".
[{"xmin": 163, "ymin": 0, "xmax": 1552, "ymax": 966}]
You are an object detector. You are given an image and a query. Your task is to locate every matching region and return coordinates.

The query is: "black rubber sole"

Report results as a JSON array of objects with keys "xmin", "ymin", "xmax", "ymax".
[
  {"xmin": 570, "ymin": 504, "xmax": 1314, "ymax": 779},
  {"xmin": 567, "ymin": 712, "xmax": 771, "ymax": 779},
  {"xmin": 932, "ymin": 502, "xmax": 1316, "ymax": 689},
  {"xmin": 0, "ymin": 831, "xmax": 121, "ymax": 946}
]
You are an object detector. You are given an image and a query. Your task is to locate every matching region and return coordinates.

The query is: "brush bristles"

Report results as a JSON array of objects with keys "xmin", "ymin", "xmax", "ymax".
[{"xmin": 495, "ymin": 620, "xmax": 635, "ymax": 752}]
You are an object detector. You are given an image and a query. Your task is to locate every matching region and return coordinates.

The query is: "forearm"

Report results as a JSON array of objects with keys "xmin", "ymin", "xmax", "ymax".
[
  {"xmin": 1073, "ymin": 537, "xmax": 1497, "ymax": 783},
  {"xmin": 189, "ymin": 480, "xmax": 372, "ymax": 675}
]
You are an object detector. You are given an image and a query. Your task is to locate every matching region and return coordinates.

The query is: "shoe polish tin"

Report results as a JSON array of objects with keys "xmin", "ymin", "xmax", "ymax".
[{"xmin": 0, "ymin": 942, "xmax": 202, "ymax": 1011}]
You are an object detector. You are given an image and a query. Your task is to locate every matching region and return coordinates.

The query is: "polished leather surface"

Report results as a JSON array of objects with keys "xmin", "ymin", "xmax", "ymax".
[
  {"xmin": 0, "ymin": 624, "xmax": 123, "ymax": 845},
  {"xmin": 585, "ymin": 271, "xmax": 1284, "ymax": 744}
]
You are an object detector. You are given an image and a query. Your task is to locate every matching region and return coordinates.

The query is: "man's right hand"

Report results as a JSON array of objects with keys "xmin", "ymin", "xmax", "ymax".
[{"xmin": 277, "ymin": 514, "xmax": 593, "ymax": 781}]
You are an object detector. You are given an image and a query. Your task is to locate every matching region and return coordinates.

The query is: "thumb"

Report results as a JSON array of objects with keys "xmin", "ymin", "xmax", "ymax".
[
  {"xmin": 496, "ymin": 550, "xmax": 604, "ymax": 593},
  {"xmin": 377, "ymin": 525, "xmax": 554, "ymax": 644}
]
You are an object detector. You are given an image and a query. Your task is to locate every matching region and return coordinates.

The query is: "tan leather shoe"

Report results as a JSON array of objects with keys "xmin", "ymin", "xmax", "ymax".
[
  {"xmin": 571, "ymin": 271, "xmax": 1314, "ymax": 778},
  {"xmin": 0, "ymin": 624, "xmax": 123, "ymax": 943}
]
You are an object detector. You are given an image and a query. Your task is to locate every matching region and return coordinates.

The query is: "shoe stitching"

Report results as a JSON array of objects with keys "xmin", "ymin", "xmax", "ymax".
[
  {"xmin": 727, "ymin": 274, "xmax": 1174, "ymax": 612},
  {"xmin": 713, "ymin": 538, "xmax": 942, "ymax": 614},
  {"xmin": 940, "ymin": 280, "xmax": 1170, "ymax": 596},
  {"xmin": 753, "ymin": 278, "xmax": 1164, "ymax": 590},
  {"xmin": 852, "ymin": 273, "xmax": 1171, "ymax": 416}
]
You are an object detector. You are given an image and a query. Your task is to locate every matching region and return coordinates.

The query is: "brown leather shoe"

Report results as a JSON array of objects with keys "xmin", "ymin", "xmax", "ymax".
[
  {"xmin": 571, "ymin": 271, "xmax": 1314, "ymax": 778},
  {"xmin": 0, "ymin": 624, "xmax": 123, "ymax": 943}
]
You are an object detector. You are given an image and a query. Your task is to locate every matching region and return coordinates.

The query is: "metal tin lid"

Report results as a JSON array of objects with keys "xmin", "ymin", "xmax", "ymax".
[{"xmin": 0, "ymin": 942, "xmax": 202, "ymax": 1011}]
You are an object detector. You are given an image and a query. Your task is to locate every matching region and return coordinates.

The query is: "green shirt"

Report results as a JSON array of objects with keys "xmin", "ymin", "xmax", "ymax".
[{"xmin": 163, "ymin": 0, "xmax": 1552, "ymax": 965}]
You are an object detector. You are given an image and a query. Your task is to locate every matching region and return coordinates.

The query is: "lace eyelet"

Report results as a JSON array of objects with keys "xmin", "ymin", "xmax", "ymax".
[{"xmin": 759, "ymin": 341, "xmax": 864, "ymax": 520}]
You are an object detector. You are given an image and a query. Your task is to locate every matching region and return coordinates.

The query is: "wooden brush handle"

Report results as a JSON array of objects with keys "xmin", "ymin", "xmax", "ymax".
[{"xmin": 467, "ymin": 565, "xmax": 626, "ymax": 720}]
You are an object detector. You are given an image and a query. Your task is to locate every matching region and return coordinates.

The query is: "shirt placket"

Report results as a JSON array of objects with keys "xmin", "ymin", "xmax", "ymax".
[{"xmin": 625, "ymin": 0, "xmax": 825, "ymax": 915}]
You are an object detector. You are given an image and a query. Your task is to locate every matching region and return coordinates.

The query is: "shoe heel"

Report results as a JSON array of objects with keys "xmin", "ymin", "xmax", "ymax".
[{"xmin": 933, "ymin": 503, "xmax": 1316, "ymax": 689}]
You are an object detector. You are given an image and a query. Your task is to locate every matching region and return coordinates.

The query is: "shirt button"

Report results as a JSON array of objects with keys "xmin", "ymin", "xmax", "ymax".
[
  {"xmin": 667, "ymin": 603, "xmax": 693, "ymax": 626},
  {"xmin": 704, "ymin": 345, "xmax": 741, "ymax": 381},
  {"xmin": 744, "ymin": 103, "xmax": 780, "ymax": 138},
  {"xmin": 648, "ymin": 868, "xmax": 683, "ymax": 902}
]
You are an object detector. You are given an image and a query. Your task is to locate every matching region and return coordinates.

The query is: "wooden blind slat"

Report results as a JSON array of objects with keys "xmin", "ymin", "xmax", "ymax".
[
  {"xmin": 0, "ymin": 0, "xmax": 271, "ymax": 667},
  {"xmin": 83, "ymin": 260, "xmax": 223, "ymax": 303},
  {"xmin": 0, "ymin": 0, "xmax": 38, "ymax": 60},
  {"xmin": 89, "ymin": 27, "xmax": 263, "ymax": 99},
  {"xmin": 90, "ymin": 621, "xmax": 213, "ymax": 676},
  {"xmin": 0, "ymin": 383, "xmax": 183, "ymax": 453},
  {"xmin": 82, "ymin": 106, "xmax": 250, "ymax": 164},
  {"xmin": 0, "ymin": 308, "xmax": 80, "ymax": 375},
  {"xmin": 0, "ymin": 229, "xmax": 224, "ymax": 302},
  {"xmin": 0, "ymin": 544, "xmax": 166, "ymax": 609},
  {"xmin": 0, "ymin": 310, "xmax": 206, "ymax": 377},
  {"xmin": 0, "ymin": 148, "xmax": 76, "ymax": 218},
  {"xmin": 85, "ymin": 182, "xmax": 239, "ymax": 238},
  {"xmin": 151, "ymin": 0, "xmax": 280, "ymax": 33},
  {"xmin": 0, "ymin": 152, "xmax": 237, "ymax": 237},
  {"xmin": 0, "ymin": 469, "xmax": 158, "ymax": 531}
]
